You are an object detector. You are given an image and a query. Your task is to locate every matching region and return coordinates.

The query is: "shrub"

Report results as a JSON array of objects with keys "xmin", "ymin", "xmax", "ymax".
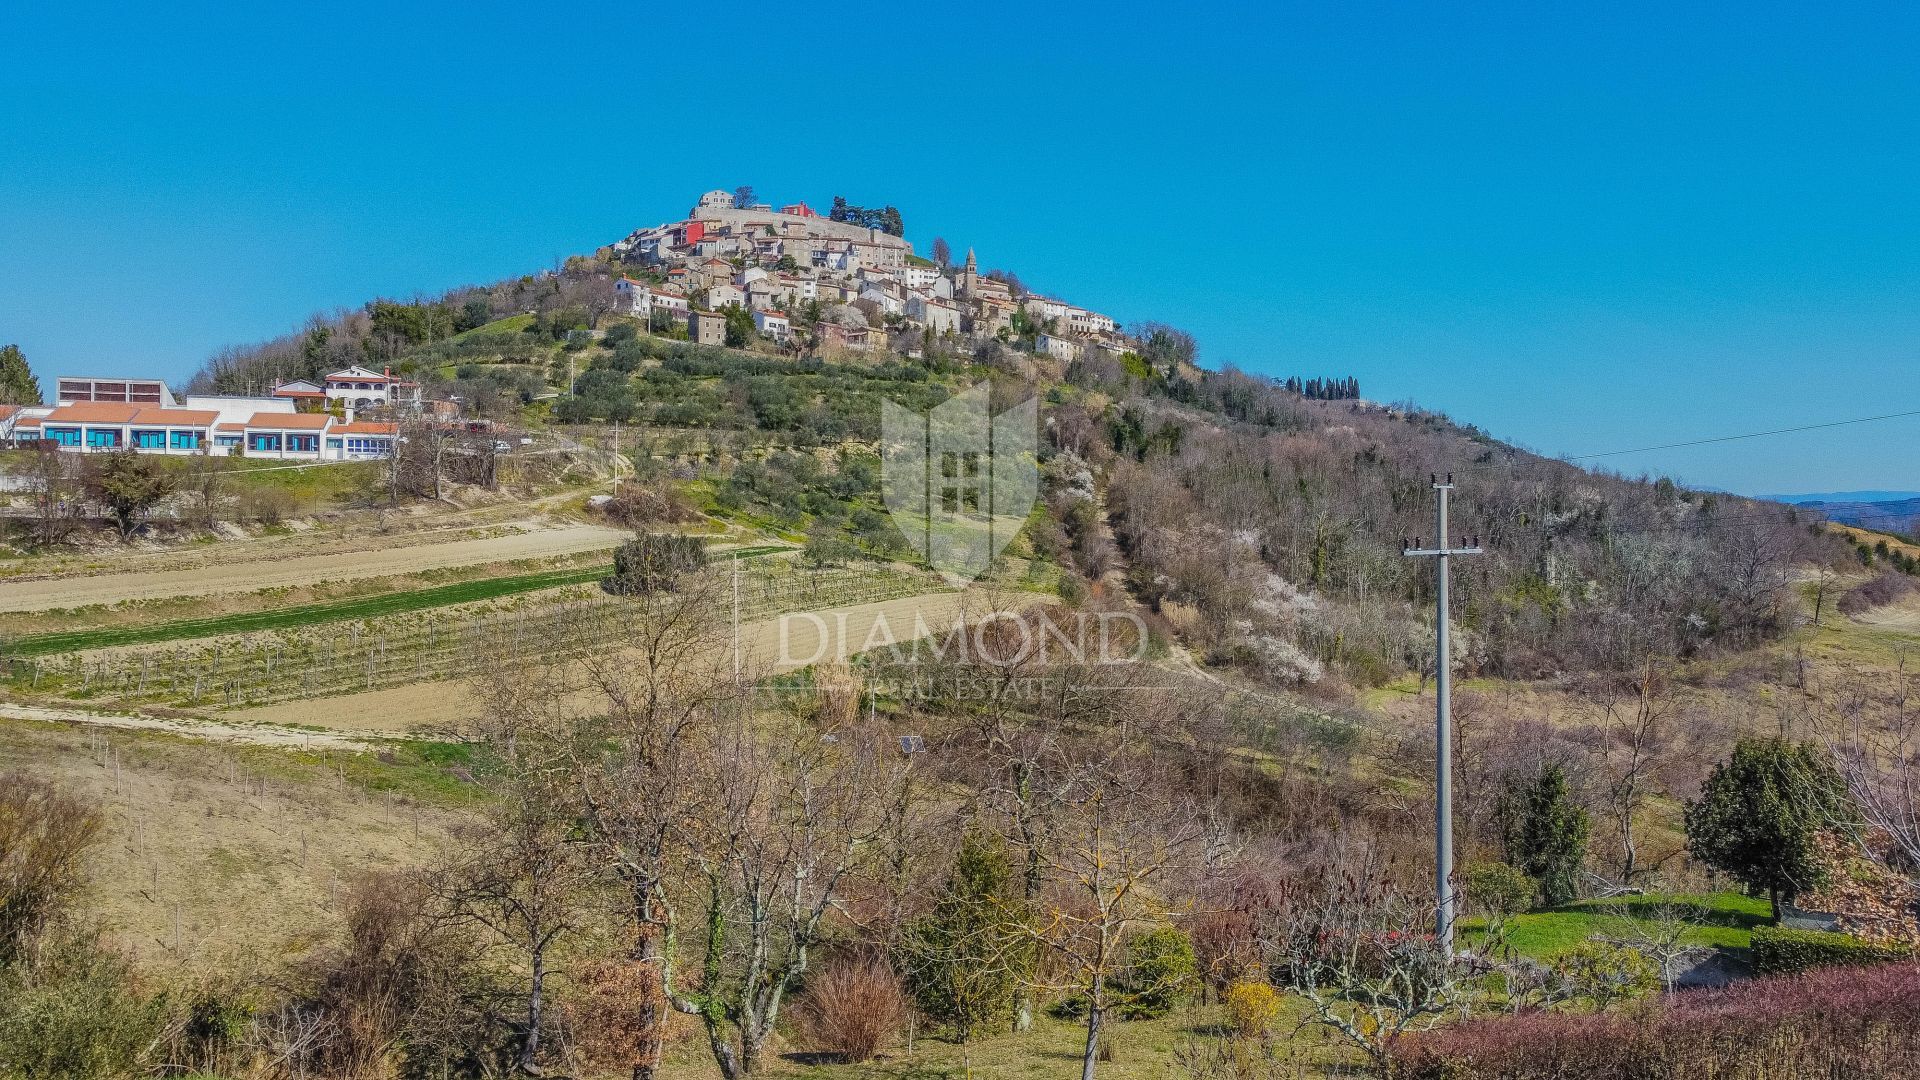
[
  {"xmin": 788, "ymin": 954, "xmax": 910, "ymax": 1064},
  {"xmin": 0, "ymin": 934, "xmax": 167, "ymax": 1080},
  {"xmin": 1838, "ymin": 572, "xmax": 1916, "ymax": 615},
  {"xmin": 1750, "ymin": 925, "xmax": 1911, "ymax": 974},
  {"xmin": 1390, "ymin": 960, "xmax": 1920, "ymax": 1079},
  {"xmin": 1222, "ymin": 979, "xmax": 1281, "ymax": 1039},
  {"xmin": 1554, "ymin": 940, "xmax": 1657, "ymax": 1008},
  {"xmin": 1118, "ymin": 926, "xmax": 1199, "ymax": 1019},
  {"xmin": 607, "ymin": 532, "xmax": 708, "ymax": 594},
  {"xmin": 1462, "ymin": 861, "xmax": 1535, "ymax": 918},
  {"xmin": 0, "ymin": 773, "xmax": 102, "ymax": 964}
]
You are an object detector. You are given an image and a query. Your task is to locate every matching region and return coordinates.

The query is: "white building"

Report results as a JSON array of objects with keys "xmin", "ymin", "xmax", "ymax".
[
  {"xmin": 707, "ymin": 283, "xmax": 746, "ymax": 310},
  {"xmin": 753, "ymin": 309, "xmax": 792, "ymax": 343},
  {"xmin": 615, "ymin": 277, "xmax": 652, "ymax": 317},
  {"xmin": 324, "ymin": 366, "xmax": 419, "ymax": 411},
  {"xmin": 1037, "ymin": 333, "xmax": 1082, "ymax": 361},
  {"xmin": 907, "ymin": 294, "xmax": 961, "ymax": 334},
  {"xmin": 896, "ymin": 264, "xmax": 941, "ymax": 290}
]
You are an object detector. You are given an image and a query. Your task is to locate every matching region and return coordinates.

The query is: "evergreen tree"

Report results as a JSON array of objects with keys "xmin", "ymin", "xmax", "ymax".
[
  {"xmin": 1498, "ymin": 762, "xmax": 1591, "ymax": 907},
  {"xmin": 1684, "ymin": 738, "xmax": 1845, "ymax": 922},
  {"xmin": 901, "ymin": 833, "xmax": 1030, "ymax": 1041},
  {"xmin": 0, "ymin": 344, "xmax": 41, "ymax": 405}
]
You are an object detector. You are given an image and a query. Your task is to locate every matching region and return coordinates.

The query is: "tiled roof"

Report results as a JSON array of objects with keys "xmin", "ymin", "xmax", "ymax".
[
  {"xmin": 245, "ymin": 412, "xmax": 330, "ymax": 430},
  {"xmin": 332, "ymin": 421, "xmax": 398, "ymax": 435},
  {"xmin": 130, "ymin": 408, "xmax": 219, "ymax": 426},
  {"xmin": 43, "ymin": 403, "xmax": 141, "ymax": 424}
]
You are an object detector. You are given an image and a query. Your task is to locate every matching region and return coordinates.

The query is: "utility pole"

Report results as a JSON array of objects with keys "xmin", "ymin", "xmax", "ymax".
[{"xmin": 1402, "ymin": 473, "xmax": 1482, "ymax": 956}]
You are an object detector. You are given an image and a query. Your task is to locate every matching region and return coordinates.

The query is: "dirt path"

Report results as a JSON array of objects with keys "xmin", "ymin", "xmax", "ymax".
[
  {"xmin": 0, "ymin": 524, "xmax": 631, "ymax": 613},
  {"xmin": 0, "ymin": 701, "xmax": 382, "ymax": 750},
  {"xmin": 226, "ymin": 589, "xmax": 1042, "ymax": 733}
]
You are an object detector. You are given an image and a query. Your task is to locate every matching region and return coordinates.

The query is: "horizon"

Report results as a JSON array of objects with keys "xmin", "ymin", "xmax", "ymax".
[{"xmin": 5, "ymin": 3, "xmax": 1918, "ymax": 498}]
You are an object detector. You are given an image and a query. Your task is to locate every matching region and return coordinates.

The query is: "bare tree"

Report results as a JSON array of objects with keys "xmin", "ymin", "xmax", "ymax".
[
  {"xmin": 1264, "ymin": 843, "xmax": 1469, "ymax": 1074},
  {"xmin": 1020, "ymin": 754, "xmax": 1212, "ymax": 1080},
  {"xmin": 18, "ymin": 446, "xmax": 85, "ymax": 548},
  {"xmin": 676, "ymin": 710, "xmax": 913, "ymax": 1078},
  {"xmin": 1581, "ymin": 661, "xmax": 1682, "ymax": 887},
  {"xmin": 440, "ymin": 785, "xmax": 592, "ymax": 1075},
  {"xmin": 472, "ymin": 570, "xmax": 737, "ymax": 1080}
]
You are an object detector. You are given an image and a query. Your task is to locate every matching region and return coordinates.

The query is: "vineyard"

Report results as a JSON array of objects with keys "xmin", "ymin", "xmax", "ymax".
[{"xmin": 25, "ymin": 558, "xmax": 950, "ymax": 710}]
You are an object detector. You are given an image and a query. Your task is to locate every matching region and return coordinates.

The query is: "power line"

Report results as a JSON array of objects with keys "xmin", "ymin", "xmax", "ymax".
[{"xmin": 1563, "ymin": 408, "xmax": 1920, "ymax": 463}]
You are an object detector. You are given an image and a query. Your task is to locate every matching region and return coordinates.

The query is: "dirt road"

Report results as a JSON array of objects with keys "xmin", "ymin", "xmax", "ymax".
[
  {"xmin": 0, "ymin": 524, "xmax": 631, "ymax": 613},
  {"xmin": 0, "ymin": 701, "xmax": 381, "ymax": 750}
]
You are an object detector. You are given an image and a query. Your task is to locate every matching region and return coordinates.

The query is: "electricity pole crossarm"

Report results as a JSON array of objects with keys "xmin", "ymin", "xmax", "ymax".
[{"xmin": 1401, "ymin": 473, "xmax": 1482, "ymax": 958}]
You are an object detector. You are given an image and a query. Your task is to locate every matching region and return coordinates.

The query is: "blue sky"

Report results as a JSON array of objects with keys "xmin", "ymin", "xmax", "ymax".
[{"xmin": 3, "ymin": 1, "xmax": 1916, "ymax": 496}]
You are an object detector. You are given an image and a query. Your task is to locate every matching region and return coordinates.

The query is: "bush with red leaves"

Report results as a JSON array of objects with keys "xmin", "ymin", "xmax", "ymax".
[{"xmin": 1390, "ymin": 961, "xmax": 1920, "ymax": 1079}]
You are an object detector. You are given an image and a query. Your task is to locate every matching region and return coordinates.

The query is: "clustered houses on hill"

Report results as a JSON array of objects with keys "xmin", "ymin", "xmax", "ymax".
[
  {"xmin": 604, "ymin": 189, "xmax": 1131, "ymax": 360},
  {"xmin": 0, "ymin": 369, "xmax": 408, "ymax": 460}
]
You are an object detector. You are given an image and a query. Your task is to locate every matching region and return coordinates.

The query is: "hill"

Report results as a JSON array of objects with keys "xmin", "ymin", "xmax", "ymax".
[{"xmin": 5, "ymin": 189, "xmax": 1919, "ymax": 1080}]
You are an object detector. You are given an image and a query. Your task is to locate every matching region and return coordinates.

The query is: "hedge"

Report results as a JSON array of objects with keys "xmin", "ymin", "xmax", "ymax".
[{"xmin": 1749, "ymin": 925, "xmax": 1910, "ymax": 975}]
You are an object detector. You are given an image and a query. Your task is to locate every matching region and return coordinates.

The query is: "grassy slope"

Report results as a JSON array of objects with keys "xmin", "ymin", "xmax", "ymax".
[
  {"xmin": 0, "ymin": 716, "xmax": 478, "ymax": 971},
  {"xmin": 1462, "ymin": 892, "xmax": 1773, "ymax": 957}
]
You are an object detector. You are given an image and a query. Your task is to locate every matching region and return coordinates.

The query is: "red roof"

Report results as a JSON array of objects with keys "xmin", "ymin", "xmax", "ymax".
[
  {"xmin": 245, "ymin": 412, "xmax": 330, "ymax": 430},
  {"xmin": 41, "ymin": 403, "xmax": 141, "ymax": 424},
  {"xmin": 332, "ymin": 421, "xmax": 397, "ymax": 435},
  {"xmin": 130, "ymin": 408, "xmax": 219, "ymax": 426}
]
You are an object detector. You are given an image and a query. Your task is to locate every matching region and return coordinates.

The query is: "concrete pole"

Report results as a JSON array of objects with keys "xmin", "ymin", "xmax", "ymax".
[{"xmin": 1434, "ymin": 481, "xmax": 1455, "ymax": 955}]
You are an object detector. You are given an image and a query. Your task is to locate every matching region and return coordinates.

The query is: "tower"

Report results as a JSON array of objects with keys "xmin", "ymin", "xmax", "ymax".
[{"xmin": 960, "ymin": 248, "xmax": 978, "ymax": 296}]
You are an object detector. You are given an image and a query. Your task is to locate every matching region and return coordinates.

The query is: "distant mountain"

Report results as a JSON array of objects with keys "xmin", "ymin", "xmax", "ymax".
[
  {"xmin": 1782, "ymin": 493, "xmax": 1920, "ymax": 534},
  {"xmin": 1769, "ymin": 490, "xmax": 1920, "ymax": 505}
]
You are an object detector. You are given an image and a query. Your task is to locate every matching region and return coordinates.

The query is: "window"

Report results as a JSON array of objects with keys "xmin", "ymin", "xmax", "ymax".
[
  {"xmin": 325, "ymin": 438, "xmax": 343, "ymax": 451},
  {"xmin": 216, "ymin": 435, "xmax": 241, "ymax": 447},
  {"xmin": 134, "ymin": 430, "xmax": 166, "ymax": 449},
  {"xmin": 86, "ymin": 428, "xmax": 121, "ymax": 448},
  {"xmin": 346, "ymin": 437, "xmax": 392, "ymax": 456},
  {"xmin": 49, "ymin": 427, "xmax": 81, "ymax": 447},
  {"xmin": 170, "ymin": 431, "xmax": 200, "ymax": 450},
  {"xmin": 250, "ymin": 433, "xmax": 282, "ymax": 452},
  {"xmin": 287, "ymin": 434, "xmax": 317, "ymax": 452}
]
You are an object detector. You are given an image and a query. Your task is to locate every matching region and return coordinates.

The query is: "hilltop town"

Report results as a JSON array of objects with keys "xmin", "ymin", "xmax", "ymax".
[{"xmin": 604, "ymin": 188, "xmax": 1125, "ymax": 362}]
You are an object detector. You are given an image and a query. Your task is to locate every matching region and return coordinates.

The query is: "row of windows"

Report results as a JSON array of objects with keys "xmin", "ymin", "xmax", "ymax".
[
  {"xmin": 39, "ymin": 428, "xmax": 390, "ymax": 456},
  {"xmin": 249, "ymin": 434, "xmax": 319, "ymax": 452}
]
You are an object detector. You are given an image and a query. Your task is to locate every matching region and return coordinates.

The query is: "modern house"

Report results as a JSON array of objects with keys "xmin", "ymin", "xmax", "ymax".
[
  {"xmin": 9, "ymin": 377, "xmax": 399, "ymax": 460},
  {"xmin": 323, "ymin": 366, "xmax": 419, "ymax": 411}
]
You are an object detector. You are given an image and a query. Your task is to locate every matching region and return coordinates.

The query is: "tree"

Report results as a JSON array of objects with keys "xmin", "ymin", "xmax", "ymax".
[
  {"xmin": 676, "ymin": 715, "xmax": 911, "ymax": 1078},
  {"xmin": 1684, "ymin": 738, "xmax": 1844, "ymax": 922},
  {"xmin": 1020, "ymin": 757, "xmax": 1208, "ymax": 1080},
  {"xmin": 1498, "ymin": 763, "xmax": 1590, "ymax": 907},
  {"xmin": 84, "ymin": 449, "xmax": 176, "ymax": 539},
  {"xmin": 1269, "ymin": 849, "xmax": 1470, "ymax": 1075},
  {"xmin": 0, "ymin": 344, "xmax": 41, "ymax": 405},
  {"xmin": 608, "ymin": 532, "xmax": 709, "ymax": 594},
  {"xmin": 0, "ymin": 773, "xmax": 102, "ymax": 964},
  {"xmin": 439, "ymin": 785, "xmax": 589, "ymax": 1076},
  {"xmin": 18, "ymin": 447, "xmax": 83, "ymax": 548},
  {"xmin": 931, "ymin": 237, "xmax": 952, "ymax": 268},
  {"xmin": 732, "ymin": 185, "xmax": 755, "ymax": 209},
  {"xmin": 1583, "ymin": 662, "xmax": 1681, "ymax": 886},
  {"xmin": 901, "ymin": 832, "xmax": 1030, "ymax": 1041},
  {"xmin": 186, "ymin": 443, "xmax": 233, "ymax": 529},
  {"xmin": 723, "ymin": 306, "xmax": 755, "ymax": 348},
  {"xmin": 469, "ymin": 570, "xmax": 738, "ymax": 1080},
  {"xmin": 1134, "ymin": 323, "xmax": 1198, "ymax": 374}
]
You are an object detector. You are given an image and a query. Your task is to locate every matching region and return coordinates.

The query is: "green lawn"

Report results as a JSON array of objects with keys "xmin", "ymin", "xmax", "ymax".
[
  {"xmin": 1461, "ymin": 892, "xmax": 1772, "ymax": 958},
  {"xmin": 10, "ymin": 544, "xmax": 790, "ymax": 657}
]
